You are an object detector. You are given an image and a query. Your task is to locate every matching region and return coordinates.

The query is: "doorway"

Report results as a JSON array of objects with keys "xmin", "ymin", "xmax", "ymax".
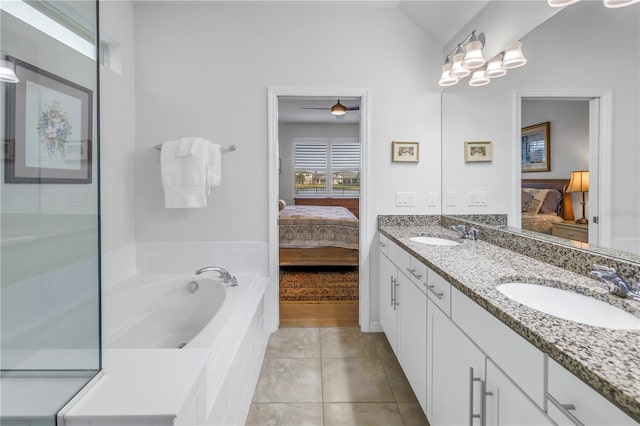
[
  {"xmin": 266, "ymin": 88, "xmax": 371, "ymax": 333},
  {"xmin": 514, "ymin": 90, "xmax": 613, "ymax": 249}
]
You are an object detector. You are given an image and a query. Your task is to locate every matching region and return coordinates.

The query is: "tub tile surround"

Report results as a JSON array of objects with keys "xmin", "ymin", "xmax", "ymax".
[
  {"xmin": 378, "ymin": 215, "xmax": 640, "ymax": 422},
  {"xmin": 247, "ymin": 327, "xmax": 428, "ymax": 426}
]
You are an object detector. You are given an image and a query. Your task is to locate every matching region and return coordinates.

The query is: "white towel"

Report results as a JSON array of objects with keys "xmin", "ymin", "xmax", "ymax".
[
  {"xmin": 161, "ymin": 138, "xmax": 210, "ymax": 208},
  {"xmin": 207, "ymin": 143, "xmax": 222, "ymax": 190},
  {"xmin": 175, "ymin": 137, "xmax": 201, "ymax": 157}
]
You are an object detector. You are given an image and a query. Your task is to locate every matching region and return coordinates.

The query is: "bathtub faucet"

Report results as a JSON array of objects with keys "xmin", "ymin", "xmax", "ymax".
[{"xmin": 195, "ymin": 266, "xmax": 238, "ymax": 286}]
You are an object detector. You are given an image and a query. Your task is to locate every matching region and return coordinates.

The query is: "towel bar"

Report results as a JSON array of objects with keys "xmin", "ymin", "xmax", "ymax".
[{"xmin": 155, "ymin": 144, "xmax": 236, "ymax": 153}]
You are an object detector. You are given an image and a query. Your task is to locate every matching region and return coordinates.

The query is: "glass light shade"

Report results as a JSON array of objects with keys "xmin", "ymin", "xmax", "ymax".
[
  {"xmin": 603, "ymin": 0, "xmax": 640, "ymax": 7},
  {"xmin": 462, "ymin": 40, "xmax": 486, "ymax": 69},
  {"xmin": 566, "ymin": 170, "xmax": 590, "ymax": 193},
  {"xmin": 547, "ymin": 0, "xmax": 581, "ymax": 6},
  {"xmin": 438, "ymin": 63, "xmax": 458, "ymax": 87},
  {"xmin": 485, "ymin": 54, "xmax": 507, "ymax": 78},
  {"xmin": 330, "ymin": 101, "xmax": 347, "ymax": 116},
  {"xmin": 0, "ymin": 59, "xmax": 19, "ymax": 83},
  {"xmin": 502, "ymin": 41, "xmax": 527, "ymax": 69},
  {"xmin": 450, "ymin": 52, "xmax": 470, "ymax": 78},
  {"xmin": 469, "ymin": 69, "xmax": 490, "ymax": 87}
]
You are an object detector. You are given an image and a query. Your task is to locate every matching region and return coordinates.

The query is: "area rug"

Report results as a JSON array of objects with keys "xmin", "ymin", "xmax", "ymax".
[{"xmin": 279, "ymin": 268, "xmax": 359, "ymax": 303}]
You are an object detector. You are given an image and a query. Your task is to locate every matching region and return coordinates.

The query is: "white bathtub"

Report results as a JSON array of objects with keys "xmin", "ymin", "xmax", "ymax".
[
  {"xmin": 103, "ymin": 275, "xmax": 228, "ymax": 349},
  {"xmin": 65, "ymin": 271, "xmax": 270, "ymax": 426}
]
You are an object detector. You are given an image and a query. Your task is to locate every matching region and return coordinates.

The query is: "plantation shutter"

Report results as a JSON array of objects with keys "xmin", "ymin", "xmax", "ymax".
[
  {"xmin": 331, "ymin": 144, "xmax": 360, "ymax": 170},
  {"xmin": 294, "ymin": 144, "xmax": 327, "ymax": 169}
]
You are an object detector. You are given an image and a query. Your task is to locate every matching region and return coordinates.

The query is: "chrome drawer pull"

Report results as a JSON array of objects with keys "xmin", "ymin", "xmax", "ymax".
[
  {"xmin": 427, "ymin": 284, "xmax": 444, "ymax": 299},
  {"xmin": 545, "ymin": 392, "xmax": 583, "ymax": 426},
  {"xmin": 379, "ymin": 241, "xmax": 387, "ymax": 247},
  {"xmin": 406, "ymin": 267, "xmax": 423, "ymax": 280}
]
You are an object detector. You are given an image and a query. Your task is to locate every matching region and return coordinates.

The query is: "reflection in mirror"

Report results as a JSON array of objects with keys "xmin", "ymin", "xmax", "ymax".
[
  {"xmin": 521, "ymin": 121, "xmax": 550, "ymax": 173},
  {"xmin": 441, "ymin": 1, "xmax": 640, "ymax": 262}
]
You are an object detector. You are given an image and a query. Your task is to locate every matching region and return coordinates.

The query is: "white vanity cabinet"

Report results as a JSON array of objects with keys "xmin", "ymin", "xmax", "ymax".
[
  {"xmin": 546, "ymin": 358, "xmax": 637, "ymax": 426},
  {"xmin": 379, "ymin": 235, "xmax": 427, "ymax": 411},
  {"xmin": 428, "ymin": 297, "xmax": 485, "ymax": 425}
]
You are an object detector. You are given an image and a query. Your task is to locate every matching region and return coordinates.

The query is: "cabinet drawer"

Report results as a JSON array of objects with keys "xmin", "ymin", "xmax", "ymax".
[
  {"xmin": 547, "ymin": 358, "xmax": 637, "ymax": 425},
  {"xmin": 451, "ymin": 286, "xmax": 545, "ymax": 407},
  {"xmin": 406, "ymin": 257, "xmax": 427, "ymax": 293},
  {"xmin": 379, "ymin": 234, "xmax": 389, "ymax": 256},
  {"xmin": 427, "ymin": 269, "xmax": 451, "ymax": 316},
  {"xmin": 388, "ymin": 240, "xmax": 411, "ymax": 276}
]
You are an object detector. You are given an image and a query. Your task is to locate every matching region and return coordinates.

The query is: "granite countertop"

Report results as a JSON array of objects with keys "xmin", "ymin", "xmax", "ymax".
[{"xmin": 379, "ymin": 224, "xmax": 640, "ymax": 423}]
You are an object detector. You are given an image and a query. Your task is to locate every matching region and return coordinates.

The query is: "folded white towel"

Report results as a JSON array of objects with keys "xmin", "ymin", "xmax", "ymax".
[
  {"xmin": 175, "ymin": 137, "xmax": 202, "ymax": 157},
  {"xmin": 207, "ymin": 143, "xmax": 222, "ymax": 190},
  {"xmin": 161, "ymin": 138, "xmax": 210, "ymax": 208}
]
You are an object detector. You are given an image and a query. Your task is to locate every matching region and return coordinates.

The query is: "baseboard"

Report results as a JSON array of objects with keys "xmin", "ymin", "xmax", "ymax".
[{"xmin": 368, "ymin": 321, "xmax": 383, "ymax": 332}]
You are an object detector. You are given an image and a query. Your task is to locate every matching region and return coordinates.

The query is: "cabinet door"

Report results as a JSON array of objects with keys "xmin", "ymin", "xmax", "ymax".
[
  {"xmin": 379, "ymin": 253, "xmax": 398, "ymax": 353},
  {"xmin": 428, "ymin": 299, "xmax": 485, "ymax": 426},
  {"xmin": 485, "ymin": 360, "xmax": 551, "ymax": 426},
  {"xmin": 398, "ymin": 273, "xmax": 427, "ymax": 412}
]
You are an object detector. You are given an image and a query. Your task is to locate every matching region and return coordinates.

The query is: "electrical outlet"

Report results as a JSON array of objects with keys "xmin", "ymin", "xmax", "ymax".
[
  {"xmin": 427, "ymin": 191, "xmax": 438, "ymax": 207},
  {"xmin": 446, "ymin": 191, "xmax": 456, "ymax": 207}
]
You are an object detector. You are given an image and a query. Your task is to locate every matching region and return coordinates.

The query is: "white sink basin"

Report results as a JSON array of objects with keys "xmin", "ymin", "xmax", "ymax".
[
  {"xmin": 409, "ymin": 236, "xmax": 460, "ymax": 246},
  {"xmin": 497, "ymin": 283, "xmax": 640, "ymax": 330}
]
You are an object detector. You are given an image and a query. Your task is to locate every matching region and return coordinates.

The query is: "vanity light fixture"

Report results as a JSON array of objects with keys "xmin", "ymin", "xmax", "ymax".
[
  {"xmin": 450, "ymin": 45, "xmax": 471, "ymax": 79},
  {"xmin": 547, "ymin": 0, "xmax": 581, "ymax": 6},
  {"xmin": 461, "ymin": 32, "xmax": 486, "ymax": 69},
  {"xmin": 0, "ymin": 57, "xmax": 19, "ymax": 83}
]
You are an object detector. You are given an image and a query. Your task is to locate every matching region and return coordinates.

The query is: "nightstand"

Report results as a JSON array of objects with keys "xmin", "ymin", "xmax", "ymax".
[{"xmin": 552, "ymin": 221, "xmax": 589, "ymax": 243}]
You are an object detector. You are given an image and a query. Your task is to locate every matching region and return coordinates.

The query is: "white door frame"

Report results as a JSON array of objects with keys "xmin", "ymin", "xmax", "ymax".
[
  {"xmin": 266, "ymin": 87, "xmax": 372, "ymax": 333},
  {"xmin": 512, "ymin": 89, "xmax": 613, "ymax": 247}
]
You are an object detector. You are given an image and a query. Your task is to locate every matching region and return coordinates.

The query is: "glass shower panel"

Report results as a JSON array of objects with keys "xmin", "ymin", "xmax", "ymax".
[{"xmin": 0, "ymin": 1, "xmax": 100, "ymax": 423}]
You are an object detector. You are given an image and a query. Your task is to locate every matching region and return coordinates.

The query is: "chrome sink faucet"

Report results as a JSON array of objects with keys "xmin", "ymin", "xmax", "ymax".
[
  {"xmin": 195, "ymin": 266, "xmax": 238, "ymax": 286},
  {"xmin": 450, "ymin": 224, "xmax": 480, "ymax": 240},
  {"xmin": 590, "ymin": 264, "xmax": 640, "ymax": 301}
]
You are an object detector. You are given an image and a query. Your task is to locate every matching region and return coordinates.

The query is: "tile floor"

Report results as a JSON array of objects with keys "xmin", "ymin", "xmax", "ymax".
[{"xmin": 246, "ymin": 327, "xmax": 430, "ymax": 426}]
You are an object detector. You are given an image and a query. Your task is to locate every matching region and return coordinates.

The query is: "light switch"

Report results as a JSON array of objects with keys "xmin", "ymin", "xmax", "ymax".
[
  {"xmin": 467, "ymin": 191, "xmax": 488, "ymax": 206},
  {"xmin": 446, "ymin": 191, "xmax": 456, "ymax": 207},
  {"xmin": 396, "ymin": 192, "xmax": 416, "ymax": 207}
]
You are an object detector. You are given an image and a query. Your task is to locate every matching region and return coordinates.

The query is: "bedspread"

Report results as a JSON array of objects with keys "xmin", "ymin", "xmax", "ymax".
[{"xmin": 279, "ymin": 205, "xmax": 359, "ymax": 249}]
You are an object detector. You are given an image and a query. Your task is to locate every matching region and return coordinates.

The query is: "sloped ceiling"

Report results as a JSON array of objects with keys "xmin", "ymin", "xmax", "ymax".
[{"xmin": 397, "ymin": 0, "xmax": 489, "ymax": 48}]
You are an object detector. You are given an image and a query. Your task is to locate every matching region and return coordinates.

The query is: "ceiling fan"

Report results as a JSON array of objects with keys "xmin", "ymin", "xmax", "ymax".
[{"xmin": 301, "ymin": 100, "xmax": 360, "ymax": 116}]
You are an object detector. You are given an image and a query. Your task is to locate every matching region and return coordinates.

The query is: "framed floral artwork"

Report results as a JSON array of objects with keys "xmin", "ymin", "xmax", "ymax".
[
  {"xmin": 392, "ymin": 141, "xmax": 419, "ymax": 163},
  {"xmin": 4, "ymin": 56, "xmax": 93, "ymax": 184},
  {"xmin": 464, "ymin": 141, "xmax": 493, "ymax": 163}
]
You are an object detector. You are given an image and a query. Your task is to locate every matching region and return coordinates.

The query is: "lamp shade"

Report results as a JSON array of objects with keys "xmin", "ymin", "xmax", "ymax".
[
  {"xmin": 330, "ymin": 100, "xmax": 347, "ymax": 116},
  {"xmin": 462, "ymin": 40, "xmax": 486, "ymax": 69},
  {"xmin": 603, "ymin": 0, "xmax": 640, "ymax": 7},
  {"xmin": 0, "ymin": 59, "xmax": 19, "ymax": 83},
  {"xmin": 469, "ymin": 68, "xmax": 490, "ymax": 86},
  {"xmin": 450, "ymin": 51, "xmax": 470, "ymax": 79},
  {"xmin": 485, "ymin": 54, "xmax": 507, "ymax": 78},
  {"xmin": 438, "ymin": 62, "xmax": 458, "ymax": 87},
  {"xmin": 547, "ymin": 0, "xmax": 581, "ymax": 6},
  {"xmin": 502, "ymin": 41, "xmax": 527, "ymax": 69},
  {"xmin": 566, "ymin": 170, "xmax": 589, "ymax": 193}
]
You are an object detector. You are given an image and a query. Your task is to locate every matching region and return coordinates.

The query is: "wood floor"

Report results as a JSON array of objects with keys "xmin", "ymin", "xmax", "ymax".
[{"xmin": 279, "ymin": 302, "xmax": 359, "ymax": 327}]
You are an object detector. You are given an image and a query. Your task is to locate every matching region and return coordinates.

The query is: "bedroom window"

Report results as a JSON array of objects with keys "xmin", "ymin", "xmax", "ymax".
[{"xmin": 294, "ymin": 139, "xmax": 360, "ymax": 198}]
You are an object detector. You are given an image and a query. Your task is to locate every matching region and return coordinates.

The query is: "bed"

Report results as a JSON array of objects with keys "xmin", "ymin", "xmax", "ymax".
[
  {"xmin": 521, "ymin": 179, "xmax": 574, "ymax": 235},
  {"xmin": 279, "ymin": 203, "xmax": 359, "ymax": 266}
]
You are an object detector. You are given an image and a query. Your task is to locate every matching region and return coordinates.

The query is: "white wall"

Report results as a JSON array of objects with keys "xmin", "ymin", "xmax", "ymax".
[
  {"xmin": 521, "ymin": 99, "xmax": 589, "ymax": 180},
  {"xmin": 278, "ymin": 123, "xmax": 359, "ymax": 205},
  {"xmin": 99, "ymin": 0, "xmax": 137, "ymax": 253},
  {"xmin": 441, "ymin": 2, "xmax": 639, "ymax": 252},
  {"xmin": 132, "ymin": 1, "xmax": 442, "ymax": 329}
]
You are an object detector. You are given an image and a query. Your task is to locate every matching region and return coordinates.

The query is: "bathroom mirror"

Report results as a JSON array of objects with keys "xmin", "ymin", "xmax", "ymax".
[{"xmin": 441, "ymin": 1, "xmax": 640, "ymax": 262}]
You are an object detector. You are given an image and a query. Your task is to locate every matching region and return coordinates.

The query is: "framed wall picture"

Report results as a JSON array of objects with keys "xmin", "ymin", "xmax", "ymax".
[
  {"xmin": 4, "ymin": 56, "xmax": 93, "ymax": 184},
  {"xmin": 391, "ymin": 141, "xmax": 419, "ymax": 163},
  {"xmin": 464, "ymin": 141, "xmax": 492, "ymax": 162},
  {"xmin": 521, "ymin": 121, "xmax": 550, "ymax": 173}
]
